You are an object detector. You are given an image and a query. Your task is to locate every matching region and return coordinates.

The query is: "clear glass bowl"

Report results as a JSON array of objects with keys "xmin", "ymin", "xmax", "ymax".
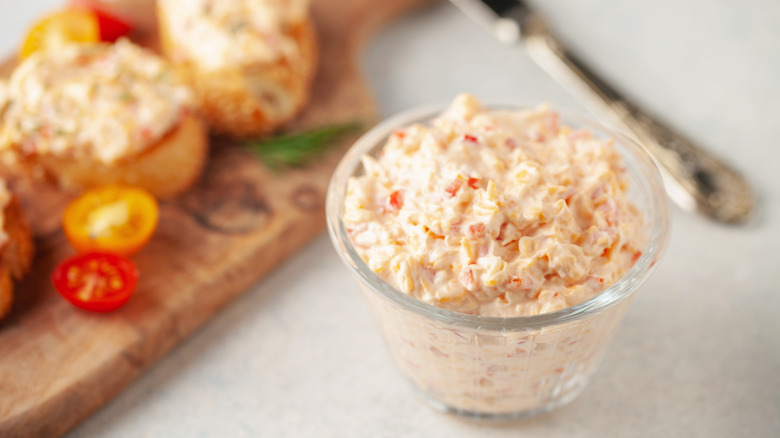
[{"xmin": 326, "ymin": 102, "xmax": 670, "ymax": 421}]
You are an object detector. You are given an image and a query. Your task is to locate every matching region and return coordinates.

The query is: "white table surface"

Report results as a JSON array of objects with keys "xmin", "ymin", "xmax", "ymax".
[{"xmin": 1, "ymin": 1, "xmax": 779, "ymax": 437}]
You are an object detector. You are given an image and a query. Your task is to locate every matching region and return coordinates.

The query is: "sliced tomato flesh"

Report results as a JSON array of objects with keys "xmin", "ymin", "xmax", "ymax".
[{"xmin": 52, "ymin": 252, "xmax": 138, "ymax": 312}]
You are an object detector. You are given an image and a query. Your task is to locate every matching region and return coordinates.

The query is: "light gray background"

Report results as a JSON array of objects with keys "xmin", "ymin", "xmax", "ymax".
[{"xmin": 1, "ymin": 1, "xmax": 778, "ymax": 437}]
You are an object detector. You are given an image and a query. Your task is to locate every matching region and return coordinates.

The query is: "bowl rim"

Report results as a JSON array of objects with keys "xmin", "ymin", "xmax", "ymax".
[{"xmin": 326, "ymin": 100, "xmax": 670, "ymax": 331}]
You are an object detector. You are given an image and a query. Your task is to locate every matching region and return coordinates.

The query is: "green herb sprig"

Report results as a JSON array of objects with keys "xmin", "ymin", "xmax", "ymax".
[{"xmin": 245, "ymin": 121, "xmax": 362, "ymax": 170}]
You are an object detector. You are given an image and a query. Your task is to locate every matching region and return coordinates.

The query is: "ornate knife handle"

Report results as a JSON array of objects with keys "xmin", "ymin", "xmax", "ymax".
[{"xmin": 520, "ymin": 15, "xmax": 754, "ymax": 224}]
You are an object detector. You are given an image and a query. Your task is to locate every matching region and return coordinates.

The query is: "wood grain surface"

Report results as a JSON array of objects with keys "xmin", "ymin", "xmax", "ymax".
[{"xmin": 0, "ymin": 1, "xmax": 433, "ymax": 436}]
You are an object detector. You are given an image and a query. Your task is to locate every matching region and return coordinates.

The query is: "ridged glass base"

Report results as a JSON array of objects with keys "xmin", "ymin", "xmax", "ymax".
[{"xmin": 410, "ymin": 380, "xmax": 588, "ymax": 422}]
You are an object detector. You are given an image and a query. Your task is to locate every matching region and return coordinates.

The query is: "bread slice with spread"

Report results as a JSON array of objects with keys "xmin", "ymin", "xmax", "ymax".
[
  {"xmin": 157, "ymin": 0, "xmax": 317, "ymax": 138},
  {"xmin": 0, "ymin": 180, "xmax": 34, "ymax": 321},
  {"xmin": 0, "ymin": 39, "xmax": 207, "ymax": 199}
]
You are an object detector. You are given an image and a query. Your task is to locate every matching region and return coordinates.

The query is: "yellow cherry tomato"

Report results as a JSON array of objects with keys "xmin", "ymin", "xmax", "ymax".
[
  {"xmin": 63, "ymin": 185, "xmax": 159, "ymax": 256},
  {"xmin": 20, "ymin": 9, "xmax": 100, "ymax": 59}
]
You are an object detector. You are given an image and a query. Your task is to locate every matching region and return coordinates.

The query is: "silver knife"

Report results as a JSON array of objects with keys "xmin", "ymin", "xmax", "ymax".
[{"xmin": 451, "ymin": 0, "xmax": 755, "ymax": 225}]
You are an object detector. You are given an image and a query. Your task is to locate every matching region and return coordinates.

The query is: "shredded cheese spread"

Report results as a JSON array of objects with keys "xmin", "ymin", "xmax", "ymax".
[
  {"xmin": 0, "ymin": 39, "xmax": 192, "ymax": 164},
  {"xmin": 344, "ymin": 94, "xmax": 644, "ymax": 317},
  {"xmin": 159, "ymin": 0, "xmax": 310, "ymax": 71}
]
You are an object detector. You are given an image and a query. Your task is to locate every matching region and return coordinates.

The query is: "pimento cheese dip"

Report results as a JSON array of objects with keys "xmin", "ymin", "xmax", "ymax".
[
  {"xmin": 339, "ymin": 94, "xmax": 651, "ymax": 415},
  {"xmin": 0, "ymin": 39, "xmax": 192, "ymax": 164},
  {"xmin": 158, "ymin": 0, "xmax": 310, "ymax": 71},
  {"xmin": 344, "ymin": 94, "xmax": 644, "ymax": 318}
]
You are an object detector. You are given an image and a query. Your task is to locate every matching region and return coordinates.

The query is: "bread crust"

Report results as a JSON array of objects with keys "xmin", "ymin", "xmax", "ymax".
[
  {"xmin": 10, "ymin": 114, "xmax": 207, "ymax": 200},
  {"xmin": 158, "ymin": 9, "xmax": 318, "ymax": 138},
  {"xmin": 0, "ymin": 195, "xmax": 34, "ymax": 321}
]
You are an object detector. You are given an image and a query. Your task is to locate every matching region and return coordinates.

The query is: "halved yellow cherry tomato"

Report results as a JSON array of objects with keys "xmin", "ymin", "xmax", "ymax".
[
  {"xmin": 20, "ymin": 9, "xmax": 100, "ymax": 59},
  {"xmin": 63, "ymin": 185, "xmax": 159, "ymax": 256}
]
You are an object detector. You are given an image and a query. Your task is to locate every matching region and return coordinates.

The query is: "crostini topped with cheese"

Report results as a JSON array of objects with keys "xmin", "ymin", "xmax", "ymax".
[
  {"xmin": 160, "ymin": 0, "xmax": 310, "ymax": 71},
  {"xmin": 157, "ymin": 0, "xmax": 318, "ymax": 138},
  {"xmin": 0, "ymin": 39, "xmax": 207, "ymax": 199},
  {"xmin": 0, "ymin": 38, "xmax": 192, "ymax": 163},
  {"xmin": 0, "ymin": 179, "xmax": 33, "ymax": 321}
]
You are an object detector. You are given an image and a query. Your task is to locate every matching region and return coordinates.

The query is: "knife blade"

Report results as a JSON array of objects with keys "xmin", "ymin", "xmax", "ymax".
[{"xmin": 450, "ymin": 0, "xmax": 755, "ymax": 225}]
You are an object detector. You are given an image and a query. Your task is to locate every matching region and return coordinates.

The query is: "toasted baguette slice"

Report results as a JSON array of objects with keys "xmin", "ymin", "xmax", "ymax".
[
  {"xmin": 21, "ymin": 115, "xmax": 207, "ymax": 200},
  {"xmin": 158, "ymin": 8, "xmax": 318, "ymax": 138},
  {"xmin": 0, "ymin": 195, "xmax": 34, "ymax": 321},
  {"xmin": 0, "ymin": 40, "xmax": 208, "ymax": 200}
]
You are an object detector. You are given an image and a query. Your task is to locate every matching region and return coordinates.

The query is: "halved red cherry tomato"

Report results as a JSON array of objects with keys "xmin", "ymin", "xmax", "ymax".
[
  {"xmin": 70, "ymin": 0, "xmax": 133, "ymax": 41},
  {"xmin": 52, "ymin": 252, "xmax": 139, "ymax": 312},
  {"xmin": 63, "ymin": 185, "xmax": 159, "ymax": 256}
]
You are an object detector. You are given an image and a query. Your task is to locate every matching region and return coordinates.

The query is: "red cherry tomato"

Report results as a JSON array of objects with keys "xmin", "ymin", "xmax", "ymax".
[
  {"xmin": 52, "ymin": 252, "xmax": 139, "ymax": 312},
  {"xmin": 93, "ymin": 9, "xmax": 132, "ymax": 41},
  {"xmin": 70, "ymin": 0, "xmax": 133, "ymax": 41}
]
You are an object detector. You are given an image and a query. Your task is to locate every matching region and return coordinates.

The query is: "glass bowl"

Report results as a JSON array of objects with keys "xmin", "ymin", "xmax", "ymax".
[{"xmin": 326, "ymin": 102, "xmax": 670, "ymax": 421}]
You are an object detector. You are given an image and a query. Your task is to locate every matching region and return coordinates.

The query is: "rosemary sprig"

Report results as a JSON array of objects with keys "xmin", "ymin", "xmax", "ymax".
[{"xmin": 245, "ymin": 121, "xmax": 363, "ymax": 170}]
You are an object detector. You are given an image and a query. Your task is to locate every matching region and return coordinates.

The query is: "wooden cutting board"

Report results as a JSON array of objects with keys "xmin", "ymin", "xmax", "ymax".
[{"xmin": 0, "ymin": 1, "xmax": 433, "ymax": 436}]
